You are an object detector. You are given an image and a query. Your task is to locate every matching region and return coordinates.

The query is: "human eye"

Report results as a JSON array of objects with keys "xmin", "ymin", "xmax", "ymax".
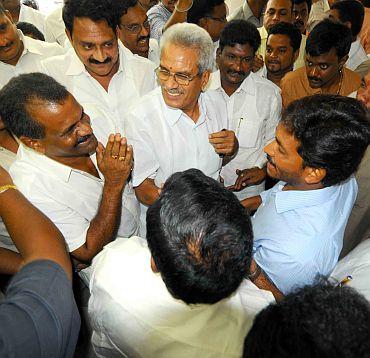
[
  {"xmin": 280, "ymin": 10, "xmax": 288, "ymax": 15},
  {"xmin": 0, "ymin": 24, "xmax": 7, "ymax": 31},
  {"xmin": 266, "ymin": 47, "xmax": 272, "ymax": 54},
  {"xmin": 267, "ymin": 9, "xmax": 275, "ymax": 15},
  {"xmin": 104, "ymin": 42, "xmax": 113, "ymax": 48},
  {"xmin": 176, "ymin": 73, "xmax": 191, "ymax": 81},
  {"xmin": 127, "ymin": 24, "xmax": 141, "ymax": 32},
  {"xmin": 279, "ymin": 48, "xmax": 287, "ymax": 53},
  {"xmin": 242, "ymin": 57, "xmax": 253, "ymax": 64},
  {"xmin": 81, "ymin": 43, "xmax": 93, "ymax": 50},
  {"xmin": 226, "ymin": 53, "xmax": 235, "ymax": 60},
  {"xmin": 319, "ymin": 64, "xmax": 328, "ymax": 70},
  {"xmin": 306, "ymin": 61, "xmax": 313, "ymax": 67}
]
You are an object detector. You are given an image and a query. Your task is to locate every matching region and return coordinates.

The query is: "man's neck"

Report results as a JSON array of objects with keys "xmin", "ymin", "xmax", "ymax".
[
  {"xmin": 221, "ymin": 79, "xmax": 241, "ymax": 97},
  {"xmin": 248, "ymin": 0, "xmax": 267, "ymax": 19},
  {"xmin": 320, "ymin": 72, "xmax": 342, "ymax": 95},
  {"xmin": 50, "ymin": 155, "xmax": 99, "ymax": 178},
  {"xmin": 183, "ymin": 102, "xmax": 200, "ymax": 123},
  {"xmin": 0, "ymin": 129, "xmax": 18, "ymax": 153},
  {"xmin": 283, "ymin": 182, "xmax": 324, "ymax": 191},
  {"xmin": 86, "ymin": 59, "xmax": 120, "ymax": 92},
  {"xmin": 267, "ymin": 68, "xmax": 292, "ymax": 87}
]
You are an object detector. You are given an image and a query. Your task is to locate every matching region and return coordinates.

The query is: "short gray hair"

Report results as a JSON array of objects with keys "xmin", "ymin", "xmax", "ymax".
[{"xmin": 160, "ymin": 23, "xmax": 214, "ymax": 73}]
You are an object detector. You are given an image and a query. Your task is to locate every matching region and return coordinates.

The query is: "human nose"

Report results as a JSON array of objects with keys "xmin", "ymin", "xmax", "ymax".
[
  {"xmin": 140, "ymin": 23, "xmax": 150, "ymax": 37},
  {"xmin": 0, "ymin": 36, "xmax": 8, "ymax": 47},
  {"xmin": 93, "ymin": 46, "xmax": 107, "ymax": 63},
  {"xmin": 76, "ymin": 117, "xmax": 92, "ymax": 136},
  {"xmin": 264, "ymin": 140, "xmax": 275, "ymax": 156},
  {"xmin": 309, "ymin": 66, "xmax": 319, "ymax": 78}
]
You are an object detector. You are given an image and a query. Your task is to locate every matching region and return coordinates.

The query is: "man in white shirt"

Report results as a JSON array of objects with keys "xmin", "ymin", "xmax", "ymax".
[
  {"xmin": 44, "ymin": 5, "xmax": 69, "ymax": 47},
  {"xmin": 1, "ymin": 0, "xmax": 45, "ymax": 33},
  {"xmin": 116, "ymin": 0, "xmax": 160, "ymax": 65},
  {"xmin": 330, "ymin": 0, "xmax": 370, "ymax": 78},
  {"xmin": 1, "ymin": 73, "xmax": 138, "ymax": 280},
  {"xmin": 125, "ymin": 23, "xmax": 238, "ymax": 234},
  {"xmin": 228, "ymin": 0, "xmax": 268, "ymax": 27},
  {"xmin": 0, "ymin": 4, "xmax": 64, "ymax": 88},
  {"xmin": 41, "ymin": 0, "xmax": 157, "ymax": 144},
  {"xmin": 208, "ymin": 20, "xmax": 281, "ymax": 200},
  {"xmin": 89, "ymin": 168, "xmax": 274, "ymax": 357}
]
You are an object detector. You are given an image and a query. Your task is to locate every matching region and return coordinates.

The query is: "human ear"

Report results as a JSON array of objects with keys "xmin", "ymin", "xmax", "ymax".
[
  {"xmin": 20, "ymin": 136, "xmax": 46, "ymax": 154},
  {"xmin": 304, "ymin": 167, "xmax": 326, "ymax": 185}
]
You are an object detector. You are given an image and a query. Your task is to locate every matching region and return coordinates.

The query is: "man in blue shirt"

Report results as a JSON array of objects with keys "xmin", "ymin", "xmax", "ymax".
[{"xmin": 242, "ymin": 95, "xmax": 370, "ymax": 298}]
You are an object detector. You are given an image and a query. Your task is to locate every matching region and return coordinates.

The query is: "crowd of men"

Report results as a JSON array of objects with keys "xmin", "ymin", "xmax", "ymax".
[{"xmin": 0, "ymin": 0, "xmax": 369, "ymax": 356}]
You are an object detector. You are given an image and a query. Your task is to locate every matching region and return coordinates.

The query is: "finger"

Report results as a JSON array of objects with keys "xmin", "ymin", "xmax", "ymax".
[
  {"xmin": 105, "ymin": 134, "xmax": 115, "ymax": 156},
  {"xmin": 96, "ymin": 142, "xmax": 105, "ymax": 163},
  {"xmin": 209, "ymin": 136, "xmax": 233, "ymax": 145},
  {"xmin": 226, "ymin": 185, "xmax": 235, "ymax": 190},
  {"xmin": 111, "ymin": 133, "xmax": 122, "ymax": 158},
  {"xmin": 123, "ymin": 145, "xmax": 133, "ymax": 167},
  {"xmin": 209, "ymin": 130, "xmax": 231, "ymax": 139},
  {"xmin": 118, "ymin": 137, "xmax": 128, "ymax": 161}
]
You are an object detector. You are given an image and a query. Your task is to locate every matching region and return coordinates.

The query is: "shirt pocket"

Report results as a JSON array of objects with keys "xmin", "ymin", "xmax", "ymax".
[{"xmin": 236, "ymin": 117, "xmax": 261, "ymax": 149}]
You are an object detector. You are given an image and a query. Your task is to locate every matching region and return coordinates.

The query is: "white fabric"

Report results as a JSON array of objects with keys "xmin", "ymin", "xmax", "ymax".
[
  {"xmin": 346, "ymin": 40, "xmax": 369, "ymax": 71},
  {"xmin": 44, "ymin": 6, "xmax": 69, "ymax": 47},
  {"xmin": 331, "ymin": 239, "xmax": 370, "ymax": 302},
  {"xmin": 41, "ymin": 42, "xmax": 157, "ymax": 139},
  {"xmin": 9, "ymin": 144, "xmax": 140, "ymax": 253},
  {"xmin": 307, "ymin": 0, "xmax": 330, "ymax": 33},
  {"xmin": 89, "ymin": 236, "xmax": 274, "ymax": 358},
  {"xmin": 0, "ymin": 147, "xmax": 16, "ymax": 252},
  {"xmin": 125, "ymin": 88, "xmax": 229, "ymax": 235},
  {"xmin": 208, "ymin": 71, "xmax": 281, "ymax": 199},
  {"xmin": 0, "ymin": 31, "xmax": 64, "ymax": 89},
  {"xmin": 19, "ymin": 3, "xmax": 46, "ymax": 34},
  {"xmin": 148, "ymin": 38, "xmax": 160, "ymax": 66}
]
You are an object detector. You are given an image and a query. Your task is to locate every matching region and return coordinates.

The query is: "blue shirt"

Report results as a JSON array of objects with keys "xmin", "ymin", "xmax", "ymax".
[
  {"xmin": 147, "ymin": 3, "xmax": 172, "ymax": 41},
  {"xmin": 252, "ymin": 178, "xmax": 358, "ymax": 294}
]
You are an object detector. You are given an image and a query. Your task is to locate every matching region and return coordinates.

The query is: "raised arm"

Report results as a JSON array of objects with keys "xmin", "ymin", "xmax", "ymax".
[{"xmin": 71, "ymin": 134, "xmax": 133, "ymax": 263}]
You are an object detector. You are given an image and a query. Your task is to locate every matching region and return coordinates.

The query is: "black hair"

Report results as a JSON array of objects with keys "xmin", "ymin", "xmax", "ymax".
[
  {"xmin": 0, "ymin": 73, "xmax": 70, "ymax": 139},
  {"xmin": 63, "ymin": 0, "xmax": 119, "ymax": 35},
  {"xmin": 187, "ymin": 0, "xmax": 225, "ymax": 25},
  {"xmin": 331, "ymin": 0, "xmax": 365, "ymax": 38},
  {"xmin": 219, "ymin": 19, "xmax": 261, "ymax": 53},
  {"xmin": 146, "ymin": 169, "xmax": 253, "ymax": 305},
  {"xmin": 243, "ymin": 283, "xmax": 370, "ymax": 357},
  {"xmin": 281, "ymin": 94, "xmax": 370, "ymax": 187},
  {"xmin": 268, "ymin": 22, "xmax": 302, "ymax": 52},
  {"xmin": 306, "ymin": 18, "xmax": 352, "ymax": 59},
  {"xmin": 115, "ymin": 0, "xmax": 138, "ymax": 18},
  {"xmin": 17, "ymin": 21, "xmax": 45, "ymax": 41},
  {"xmin": 292, "ymin": 0, "xmax": 312, "ymax": 13},
  {"xmin": 22, "ymin": 0, "xmax": 39, "ymax": 10}
]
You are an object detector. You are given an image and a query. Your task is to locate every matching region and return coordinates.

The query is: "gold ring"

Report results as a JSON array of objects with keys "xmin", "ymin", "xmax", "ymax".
[
  {"xmin": 118, "ymin": 156, "xmax": 125, "ymax": 161},
  {"xmin": 111, "ymin": 155, "xmax": 118, "ymax": 159},
  {"xmin": 240, "ymin": 173, "xmax": 244, "ymax": 177}
]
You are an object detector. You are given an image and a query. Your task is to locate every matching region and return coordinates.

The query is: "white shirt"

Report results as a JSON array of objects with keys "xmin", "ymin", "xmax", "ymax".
[
  {"xmin": 148, "ymin": 38, "xmax": 160, "ymax": 66},
  {"xmin": 19, "ymin": 3, "xmax": 46, "ymax": 34},
  {"xmin": 346, "ymin": 39, "xmax": 369, "ymax": 71},
  {"xmin": 125, "ymin": 88, "xmax": 229, "ymax": 235},
  {"xmin": 0, "ymin": 31, "xmax": 65, "ymax": 89},
  {"xmin": 89, "ymin": 236, "xmax": 274, "ymax": 358},
  {"xmin": 41, "ymin": 42, "xmax": 157, "ymax": 139},
  {"xmin": 44, "ymin": 6, "xmax": 69, "ymax": 47},
  {"xmin": 0, "ymin": 147, "xmax": 16, "ymax": 252},
  {"xmin": 208, "ymin": 71, "xmax": 281, "ymax": 199},
  {"xmin": 9, "ymin": 144, "xmax": 140, "ymax": 253}
]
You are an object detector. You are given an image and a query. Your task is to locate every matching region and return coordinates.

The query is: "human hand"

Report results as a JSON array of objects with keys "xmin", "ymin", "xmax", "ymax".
[
  {"xmin": 209, "ymin": 130, "xmax": 238, "ymax": 156},
  {"xmin": 176, "ymin": 0, "xmax": 193, "ymax": 11},
  {"xmin": 253, "ymin": 54, "xmax": 264, "ymax": 73},
  {"xmin": 227, "ymin": 167, "xmax": 267, "ymax": 191},
  {"xmin": 0, "ymin": 165, "xmax": 13, "ymax": 187},
  {"xmin": 97, "ymin": 133, "xmax": 133, "ymax": 189}
]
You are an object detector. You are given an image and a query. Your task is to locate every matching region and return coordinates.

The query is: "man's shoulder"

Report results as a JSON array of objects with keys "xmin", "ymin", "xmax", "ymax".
[
  {"xmin": 125, "ymin": 87, "xmax": 162, "ymax": 119},
  {"xmin": 41, "ymin": 49, "xmax": 71, "ymax": 72},
  {"xmin": 342, "ymin": 67, "xmax": 362, "ymax": 91},
  {"xmin": 249, "ymin": 72, "xmax": 281, "ymax": 95},
  {"xmin": 24, "ymin": 36, "xmax": 64, "ymax": 57}
]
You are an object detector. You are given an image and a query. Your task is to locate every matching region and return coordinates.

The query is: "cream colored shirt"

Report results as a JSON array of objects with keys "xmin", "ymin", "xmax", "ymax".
[
  {"xmin": 19, "ymin": 3, "xmax": 45, "ymax": 34},
  {"xmin": 89, "ymin": 236, "xmax": 274, "ymax": 358}
]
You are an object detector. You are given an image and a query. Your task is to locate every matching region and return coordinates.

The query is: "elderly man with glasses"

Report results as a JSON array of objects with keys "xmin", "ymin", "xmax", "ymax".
[{"xmin": 125, "ymin": 23, "xmax": 238, "ymax": 236}]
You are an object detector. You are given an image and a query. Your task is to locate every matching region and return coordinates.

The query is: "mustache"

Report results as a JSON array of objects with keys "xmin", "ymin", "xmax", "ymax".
[
  {"xmin": 165, "ymin": 88, "xmax": 183, "ymax": 95},
  {"xmin": 137, "ymin": 35, "xmax": 149, "ymax": 42},
  {"xmin": 75, "ymin": 134, "xmax": 92, "ymax": 146},
  {"xmin": 89, "ymin": 57, "xmax": 112, "ymax": 65},
  {"xmin": 294, "ymin": 20, "xmax": 304, "ymax": 26},
  {"xmin": 308, "ymin": 76, "xmax": 322, "ymax": 83},
  {"xmin": 227, "ymin": 70, "xmax": 246, "ymax": 77},
  {"xmin": 266, "ymin": 154, "xmax": 275, "ymax": 166},
  {"xmin": 0, "ymin": 42, "xmax": 13, "ymax": 50}
]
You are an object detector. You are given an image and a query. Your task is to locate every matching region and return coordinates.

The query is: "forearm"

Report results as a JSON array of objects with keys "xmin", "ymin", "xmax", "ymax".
[
  {"xmin": 240, "ymin": 195, "xmax": 262, "ymax": 211},
  {"xmin": 0, "ymin": 188, "xmax": 72, "ymax": 279},
  {"xmin": 222, "ymin": 138, "xmax": 239, "ymax": 166},
  {"xmin": 74, "ymin": 183, "xmax": 124, "ymax": 262},
  {"xmin": 135, "ymin": 178, "xmax": 160, "ymax": 206},
  {"xmin": 249, "ymin": 259, "xmax": 284, "ymax": 301},
  {"xmin": 162, "ymin": 7, "xmax": 188, "ymax": 32},
  {"xmin": 0, "ymin": 248, "xmax": 23, "ymax": 275}
]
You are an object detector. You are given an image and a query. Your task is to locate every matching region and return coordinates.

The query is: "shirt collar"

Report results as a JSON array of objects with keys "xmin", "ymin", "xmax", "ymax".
[
  {"xmin": 161, "ymin": 90, "xmax": 208, "ymax": 127},
  {"xmin": 211, "ymin": 70, "xmax": 256, "ymax": 96},
  {"xmin": 274, "ymin": 181, "xmax": 340, "ymax": 213},
  {"xmin": 19, "ymin": 30, "xmax": 43, "ymax": 56},
  {"xmin": 17, "ymin": 143, "xmax": 98, "ymax": 183}
]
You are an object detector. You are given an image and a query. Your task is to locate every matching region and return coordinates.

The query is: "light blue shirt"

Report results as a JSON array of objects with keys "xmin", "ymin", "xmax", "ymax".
[{"xmin": 252, "ymin": 178, "xmax": 358, "ymax": 295}]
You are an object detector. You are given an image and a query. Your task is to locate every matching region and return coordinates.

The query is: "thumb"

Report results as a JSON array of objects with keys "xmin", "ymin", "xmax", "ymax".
[{"xmin": 96, "ymin": 142, "xmax": 104, "ymax": 163}]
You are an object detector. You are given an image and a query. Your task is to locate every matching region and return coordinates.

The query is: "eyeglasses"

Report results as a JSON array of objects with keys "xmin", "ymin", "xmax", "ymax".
[
  {"xmin": 120, "ymin": 19, "xmax": 150, "ymax": 34},
  {"xmin": 155, "ymin": 67, "xmax": 200, "ymax": 86},
  {"xmin": 204, "ymin": 15, "xmax": 227, "ymax": 23}
]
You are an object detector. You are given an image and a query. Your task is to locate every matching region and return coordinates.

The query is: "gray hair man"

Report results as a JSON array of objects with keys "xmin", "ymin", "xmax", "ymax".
[{"xmin": 125, "ymin": 23, "xmax": 238, "ymax": 235}]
